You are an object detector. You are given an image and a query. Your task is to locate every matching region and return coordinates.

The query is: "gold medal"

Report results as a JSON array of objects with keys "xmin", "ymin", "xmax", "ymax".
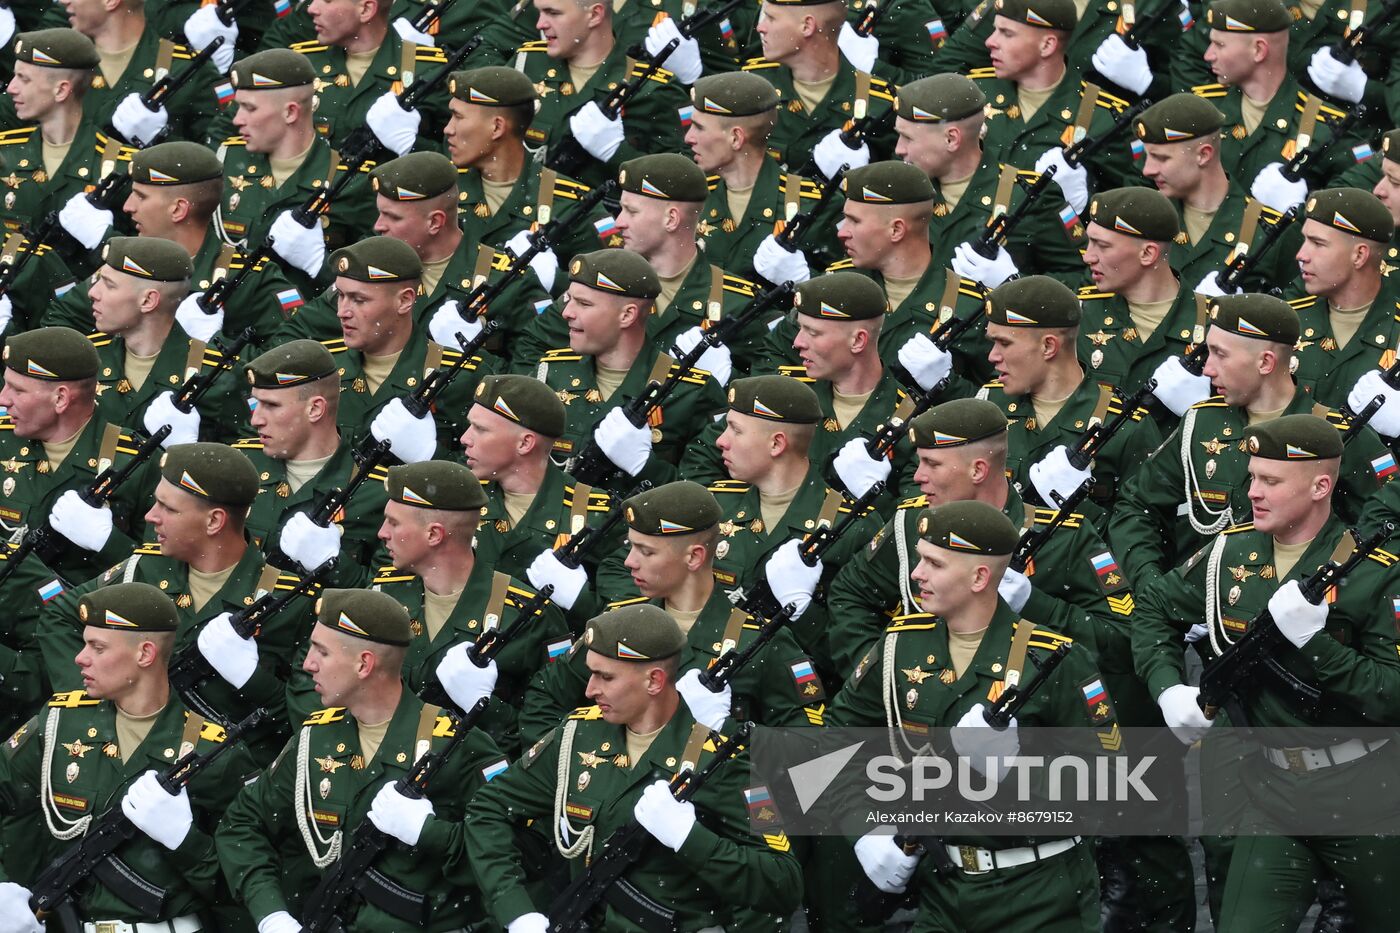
[
  {"xmin": 474, "ymin": 203, "xmax": 490, "ymax": 218},
  {"xmin": 176, "ymin": 594, "xmax": 193, "ymax": 609},
  {"xmin": 352, "ymin": 377, "xmax": 368, "ymax": 394},
  {"xmin": 823, "ymin": 418, "xmax": 840, "ymax": 432},
  {"xmin": 650, "ymin": 427, "xmax": 663, "ymax": 443},
  {"xmin": 721, "ymin": 218, "xmax": 736, "ymax": 233},
  {"xmin": 584, "ymin": 388, "xmax": 603, "ymax": 403},
  {"xmin": 115, "ymin": 379, "xmax": 132, "ymax": 395}
]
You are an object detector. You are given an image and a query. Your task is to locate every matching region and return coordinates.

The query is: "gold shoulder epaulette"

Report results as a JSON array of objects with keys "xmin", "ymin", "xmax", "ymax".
[
  {"xmin": 568, "ymin": 705, "xmax": 605, "ymax": 720},
  {"xmin": 134, "ymin": 543, "xmax": 164, "ymax": 555},
  {"xmin": 1191, "ymin": 82, "xmax": 1227, "ymax": 98},
  {"xmin": 290, "ymin": 40, "xmax": 329, "ymax": 52},
  {"xmin": 1223, "ymin": 522, "xmax": 1256, "ymax": 535},
  {"xmin": 303, "ymin": 707, "xmax": 347, "ymax": 725},
  {"xmin": 1287, "ymin": 295, "xmax": 1319, "ymax": 309},
  {"xmin": 1368, "ymin": 547, "xmax": 1399, "ymax": 567},
  {"xmin": 968, "ymin": 67, "xmax": 997, "ymax": 79},
  {"xmin": 607, "ymin": 596, "xmax": 650, "ymax": 608},
  {"xmin": 48, "ymin": 691, "xmax": 101, "ymax": 708},
  {"xmin": 742, "ymin": 57, "xmax": 779, "ymax": 70},
  {"xmin": 231, "ymin": 438, "xmax": 265, "ymax": 450},
  {"xmin": 898, "ymin": 494, "xmax": 929, "ymax": 510},
  {"xmin": 825, "ymin": 258, "xmax": 856, "ymax": 271},
  {"xmin": 373, "ymin": 569, "xmax": 416, "ymax": 584},
  {"xmin": 0, "ymin": 127, "xmax": 37, "ymax": 145},
  {"xmin": 889, "ymin": 613, "xmax": 938, "ymax": 632},
  {"xmin": 87, "ymin": 331, "xmax": 111, "ymax": 348},
  {"xmin": 321, "ymin": 338, "xmax": 348, "ymax": 353},
  {"xmin": 776, "ymin": 364, "xmax": 814, "ymax": 382},
  {"xmin": 868, "ymin": 82, "xmax": 895, "ymax": 103},
  {"xmin": 670, "ymin": 362, "xmax": 713, "ymax": 383},
  {"xmin": 1032, "ymin": 507, "xmax": 1083, "ymax": 527},
  {"xmin": 221, "ymin": 136, "xmax": 247, "ymax": 147},
  {"xmin": 722, "ymin": 273, "xmax": 758, "ymax": 294},
  {"xmin": 708, "ymin": 480, "xmax": 751, "ymax": 493},
  {"xmin": 517, "ymin": 40, "xmax": 548, "ymax": 52},
  {"xmin": 1090, "ymin": 86, "xmax": 1129, "ymax": 110},
  {"xmin": 1077, "ymin": 285, "xmax": 1114, "ymax": 299},
  {"xmin": 415, "ymin": 46, "xmax": 449, "ymax": 63},
  {"xmin": 1190, "ymin": 395, "xmax": 1228, "ymax": 409},
  {"xmin": 540, "ymin": 348, "xmax": 583, "ymax": 361}
]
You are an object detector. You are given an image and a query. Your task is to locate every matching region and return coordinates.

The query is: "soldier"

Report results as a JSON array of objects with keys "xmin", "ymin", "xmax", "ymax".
[
  {"xmin": 217, "ymin": 587, "xmax": 509, "ymax": 932},
  {"xmin": 523, "ymin": 249, "xmax": 726, "ymax": 494},
  {"xmin": 464, "ymin": 604, "xmax": 803, "ymax": 933},
  {"xmin": 37, "ymin": 443, "xmax": 310, "ymax": 754},
  {"xmin": 1112, "ymin": 293, "xmax": 1396, "ymax": 587},
  {"xmin": 827, "ymin": 500, "xmax": 1121, "ymax": 932},
  {"xmin": 895, "ymin": 73, "xmax": 1085, "ymax": 284},
  {"xmin": 0, "ymin": 583, "xmax": 260, "ymax": 933},
  {"xmin": 233, "ymin": 339, "xmax": 392, "ymax": 576},
  {"xmin": 514, "ymin": 0, "xmax": 691, "ymax": 188},
  {"xmin": 0, "ymin": 327, "xmax": 161, "ymax": 581},
  {"xmin": 972, "ymin": 275, "xmax": 1161, "ymax": 525},
  {"xmin": 685, "ymin": 72, "xmax": 843, "ymax": 280},
  {"xmin": 1132, "ymin": 414, "xmax": 1400, "ymax": 927},
  {"xmin": 0, "ymin": 232, "xmax": 77, "ymax": 347}
]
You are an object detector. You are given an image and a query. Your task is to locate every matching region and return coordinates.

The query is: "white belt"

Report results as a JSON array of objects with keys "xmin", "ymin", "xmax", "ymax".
[
  {"xmin": 1263, "ymin": 738, "xmax": 1388, "ymax": 774},
  {"xmin": 945, "ymin": 836, "xmax": 1082, "ymax": 875},
  {"xmin": 83, "ymin": 917, "xmax": 200, "ymax": 933}
]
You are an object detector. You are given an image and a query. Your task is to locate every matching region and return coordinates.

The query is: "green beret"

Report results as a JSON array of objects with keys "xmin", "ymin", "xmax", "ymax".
[
  {"xmin": 908, "ymin": 398, "xmax": 1008, "ymax": 449},
  {"xmin": 384, "ymin": 461, "xmax": 488, "ymax": 511},
  {"xmin": 794, "ymin": 271, "xmax": 888, "ymax": 321},
  {"xmin": 726, "ymin": 375, "xmax": 822, "ymax": 424},
  {"xmin": 160, "ymin": 443, "xmax": 260, "ymax": 508},
  {"xmin": 691, "ymin": 72, "xmax": 780, "ymax": 117},
  {"xmin": 1135, "ymin": 93, "xmax": 1226, "ymax": 144},
  {"xmin": 13, "ymin": 29, "xmax": 98, "ymax": 70},
  {"xmin": 842, "ymin": 161, "xmax": 936, "ymax": 205},
  {"xmin": 1208, "ymin": 292, "xmax": 1299, "ymax": 345},
  {"xmin": 447, "ymin": 66, "xmax": 538, "ymax": 106},
  {"xmin": 896, "ymin": 74, "xmax": 987, "ymax": 124},
  {"xmin": 316, "ymin": 588, "xmax": 411, "ymax": 647},
  {"xmin": 993, "ymin": 0, "xmax": 1077, "ymax": 30},
  {"xmin": 1206, "ymin": 0, "xmax": 1292, "ymax": 31},
  {"xmin": 624, "ymin": 481, "xmax": 721, "ymax": 535},
  {"xmin": 987, "ymin": 275, "xmax": 1080, "ymax": 328},
  {"xmin": 1383, "ymin": 129, "xmax": 1400, "ymax": 164},
  {"xmin": 78, "ymin": 583, "xmax": 178, "ymax": 634},
  {"xmin": 370, "ymin": 151, "xmax": 458, "ymax": 202},
  {"xmin": 229, "ymin": 48, "xmax": 315, "ymax": 89},
  {"xmin": 128, "ymin": 141, "xmax": 223, "ymax": 188},
  {"xmin": 1088, "ymin": 187, "xmax": 1181, "ymax": 242},
  {"xmin": 584, "ymin": 604, "xmax": 686, "ymax": 662},
  {"xmin": 102, "ymin": 236, "xmax": 192, "ymax": 283},
  {"xmin": 619, "ymin": 154, "xmax": 709, "ymax": 203},
  {"xmin": 3, "ymin": 327, "xmax": 99, "ymax": 381},
  {"xmin": 916, "ymin": 500, "xmax": 1019, "ymax": 555},
  {"xmin": 330, "ymin": 236, "xmax": 422, "ymax": 284},
  {"xmin": 473, "ymin": 374, "xmax": 567, "ymax": 438},
  {"xmin": 246, "ymin": 340, "xmax": 337, "ymax": 389},
  {"xmin": 1244, "ymin": 414, "xmax": 1342, "ymax": 461},
  {"xmin": 567, "ymin": 249, "xmax": 660, "ymax": 300},
  {"xmin": 1304, "ymin": 188, "xmax": 1395, "ymax": 243}
]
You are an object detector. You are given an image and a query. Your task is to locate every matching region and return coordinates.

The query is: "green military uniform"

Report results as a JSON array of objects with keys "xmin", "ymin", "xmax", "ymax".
[
  {"xmin": 1073, "ymin": 282, "xmax": 1205, "ymax": 393},
  {"xmin": 467, "ymin": 605, "xmax": 803, "ymax": 933},
  {"xmin": 387, "ymin": 0, "xmax": 537, "ymax": 62},
  {"xmin": 475, "ymin": 463, "xmax": 614, "ymax": 592},
  {"xmin": 0, "ymin": 543, "xmax": 67, "ymax": 737},
  {"xmin": 217, "ymin": 589, "xmax": 509, "ymax": 930},
  {"xmin": 81, "ymin": 28, "xmax": 222, "ymax": 145},
  {"xmin": 0, "ymin": 234, "xmax": 77, "ymax": 338},
  {"xmin": 846, "ymin": 0, "xmax": 948, "ymax": 82},
  {"xmin": 0, "ymin": 584, "xmax": 260, "ymax": 926}
]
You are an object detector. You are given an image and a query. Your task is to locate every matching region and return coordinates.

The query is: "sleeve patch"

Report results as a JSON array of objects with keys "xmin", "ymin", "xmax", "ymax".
[
  {"xmin": 1080, "ymin": 677, "xmax": 1115, "ymax": 725},
  {"xmin": 791, "ymin": 659, "xmax": 825, "ymax": 703}
]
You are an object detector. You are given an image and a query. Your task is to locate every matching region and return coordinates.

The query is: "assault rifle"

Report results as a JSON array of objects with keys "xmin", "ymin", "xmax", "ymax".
[
  {"xmin": 1331, "ymin": 0, "xmax": 1400, "ymax": 64},
  {"xmin": 1218, "ymin": 207, "xmax": 1301, "ymax": 293},
  {"xmin": 1281, "ymin": 104, "xmax": 1367, "ymax": 184}
]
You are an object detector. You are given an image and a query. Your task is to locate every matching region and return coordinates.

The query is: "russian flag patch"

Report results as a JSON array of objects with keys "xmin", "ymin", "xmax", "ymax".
[
  {"xmin": 926, "ymin": 18, "xmax": 948, "ymax": 41},
  {"xmin": 1059, "ymin": 203, "xmax": 1079, "ymax": 229},
  {"xmin": 274, "ymin": 0, "xmax": 292, "ymax": 16},
  {"xmin": 546, "ymin": 639, "xmax": 572, "ymax": 662},
  {"xmin": 594, "ymin": 216, "xmax": 618, "ymax": 240},
  {"xmin": 1353, "ymin": 143, "xmax": 1376, "ymax": 163},
  {"xmin": 481, "ymin": 759, "xmax": 509, "ymax": 782},
  {"xmin": 1373, "ymin": 452, "xmax": 1397, "ymax": 480},
  {"xmin": 215, "ymin": 81, "xmax": 234, "ymax": 106},
  {"xmin": 277, "ymin": 288, "xmax": 304, "ymax": 312},
  {"xmin": 39, "ymin": 580, "xmax": 64, "ymax": 603},
  {"xmin": 678, "ymin": 105, "xmax": 694, "ymax": 128}
]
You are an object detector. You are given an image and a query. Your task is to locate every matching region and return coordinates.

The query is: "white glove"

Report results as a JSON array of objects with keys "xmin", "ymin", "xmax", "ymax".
[
  {"xmin": 1034, "ymin": 148, "xmax": 1089, "ymax": 215},
  {"xmin": 1150, "ymin": 356, "xmax": 1212, "ymax": 417},
  {"xmin": 1250, "ymin": 162, "xmax": 1308, "ymax": 213},
  {"xmin": 634, "ymin": 779, "xmax": 696, "ymax": 852},
  {"xmin": 368, "ymin": 781, "xmax": 435, "ymax": 846},
  {"xmin": 269, "ymin": 210, "xmax": 326, "ymax": 278},
  {"xmin": 112, "ymin": 93, "xmax": 168, "ymax": 147},
  {"xmin": 57, "ymin": 192, "xmax": 114, "ymax": 250},
  {"xmin": 1157, "ymin": 683, "xmax": 1212, "ymax": 745},
  {"xmin": 280, "ymin": 511, "xmax": 343, "ymax": 570},
  {"xmin": 897, "ymin": 332, "xmax": 953, "ymax": 392},
  {"xmin": 257, "ymin": 911, "xmax": 303, "ymax": 933},
  {"xmin": 837, "ymin": 21, "xmax": 880, "ymax": 73},
  {"xmin": 175, "ymin": 292, "xmax": 223, "ymax": 343},
  {"xmin": 646, "ymin": 16, "xmax": 703, "ymax": 85},
  {"xmin": 436, "ymin": 645, "xmax": 499, "ymax": 711},
  {"xmin": 0, "ymin": 295, "xmax": 10, "ymax": 335},
  {"xmin": 370, "ymin": 398, "xmax": 438, "ymax": 464},
  {"xmin": 854, "ymin": 828, "xmax": 919, "ymax": 894},
  {"xmin": 1347, "ymin": 369, "xmax": 1400, "ymax": 438},
  {"xmin": 392, "ymin": 15, "xmax": 436, "ymax": 46},
  {"xmin": 49, "ymin": 489, "xmax": 114, "ymax": 553},
  {"xmin": 507, "ymin": 914, "xmax": 550, "ymax": 933},
  {"xmin": 0, "ymin": 7, "xmax": 16, "ymax": 52},
  {"xmin": 831, "ymin": 437, "xmax": 891, "ymax": 499},
  {"xmin": 0, "ymin": 883, "xmax": 40, "ymax": 933},
  {"xmin": 753, "ymin": 234, "xmax": 811, "ymax": 284},
  {"xmin": 594, "ymin": 407, "xmax": 652, "ymax": 476},
  {"xmin": 1268, "ymin": 579, "xmax": 1328, "ymax": 650},
  {"xmin": 505, "ymin": 229, "xmax": 559, "ymax": 293},
  {"xmin": 763, "ymin": 539, "xmax": 823, "ymax": 620},
  {"xmin": 121, "ymin": 771, "xmax": 193, "ymax": 851},
  {"xmin": 1091, "ymin": 33, "xmax": 1152, "ymax": 95},
  {"xmin": 676, "ymin": 668, "xmax": 732, "ymax": 731},
  {"xmin": 812, "ymin": 127, "xmax": 869, "ymax": 181},
  {"xmin": 670, "ymin": 326, "xmax": 732, "ymax": 386},
  {"xmin": 951, "ymin": 241, "xmax": 1019, "ymax": 288},
  {"xmin": 143, "ymin": 391, "xmax": 200, "ymax": 447},
  {"xmin": 951, "ymin": 703, "xmax": 1019, "ymax": 778},
  {"xmin": 569, "ymin": 102, "xmax": 625, "ymax": 162},
  {"xmin": 427, "ymin": 299, "xmax": 484, "ymax": 349},
  {"xmin": 196, "ymin": 613, "xmax": 259, "ymax": 689},
  {"xmin": 1307, "ymin": 46, "xmax": 1366, "ymax": 104},
  {"xmin": 1185, "ymin": 623, "xmax": 1209, "ymax": 643},
  {"xmin": 527, "ymin": 549, "xmax": 588, "ymax": 611},
  {"xmin": 1028, "ymin": 445, "xmax": 1091, "ymax": 508},
  {"xmin": 183, "ymin": 5, "xmax": 238, "ymax": 72},
  {"xmin": 366, "ymin": 92, "xmax": 421, "ymax": 157},
  {"xmin": 997, "ymin": 566, "xmax": 1032, "ymax": 613},
  {"xmin": 1194, "ymin": 270, "xmax": 1229, "ymax": 297}
]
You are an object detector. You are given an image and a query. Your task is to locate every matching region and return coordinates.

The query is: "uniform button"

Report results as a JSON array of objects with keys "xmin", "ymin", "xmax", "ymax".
[{"xmin": 1276, "ymin": 119, "xmax": 1287, "ymax": 129}]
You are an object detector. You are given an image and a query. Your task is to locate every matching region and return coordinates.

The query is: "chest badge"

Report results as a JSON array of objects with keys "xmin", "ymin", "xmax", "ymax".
[
  {"xmin": 319, "ymin": 777, "xmax": 332, "ymax": 799},
  {"xmin": 62, "ymin": 740, "xmax": 94, "ymax": 759},
  {"xmin": 577, "ymin": 770, "xmax": 591, "ymax": 791},
  {"xmin": 902, "ymin": 665, "xmax": 934, "ymax": 685},
  {"xmin": 905, "ymin": 687, "xmax": 919, "ymax": 710},
  {"xmin": 66, "ymin": 762, "xmax": 80, "ymax": 783},
  {"xmin": 315, "ymin": 755, "xmax": 345, "ymax": 774}
]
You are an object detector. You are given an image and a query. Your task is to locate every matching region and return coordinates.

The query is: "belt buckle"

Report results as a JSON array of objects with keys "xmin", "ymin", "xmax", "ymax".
[
  {"xmin": 93, "ymin": 924, "xmax": 120, "ymax": 933},
  {"xmin": 1282, "ymin": 747, "xmax": 1308, "ymax": 773},
  {"xmin": 957, "ymin": 845, "xmax": 982, "ymax": 872}
]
